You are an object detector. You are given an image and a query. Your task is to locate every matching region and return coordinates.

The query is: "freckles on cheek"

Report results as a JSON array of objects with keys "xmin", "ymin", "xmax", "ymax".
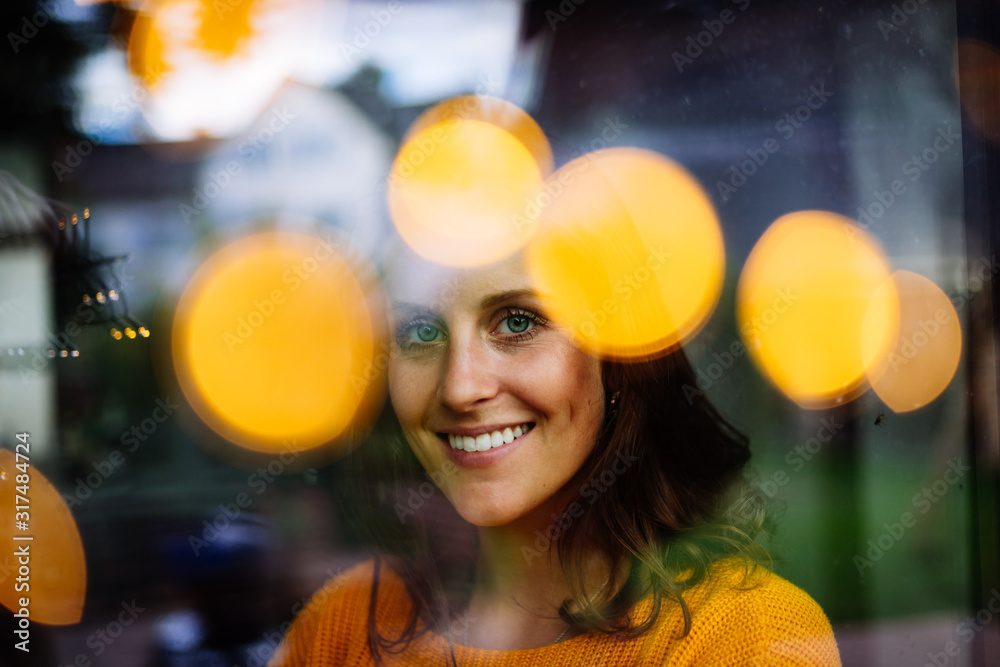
[
  {"xmin": 388, "ymin": 364, "xmax": 435, "ymax": 428},
  {"xmin": 387, "ymin": 363, "xmax": 414, "ymax": 419}
]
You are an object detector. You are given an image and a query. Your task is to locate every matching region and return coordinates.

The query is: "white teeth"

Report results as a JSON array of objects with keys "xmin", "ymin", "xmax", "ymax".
[{"xmin": 446, "ymin": 423, "xmax": 533, "ymax": 452}]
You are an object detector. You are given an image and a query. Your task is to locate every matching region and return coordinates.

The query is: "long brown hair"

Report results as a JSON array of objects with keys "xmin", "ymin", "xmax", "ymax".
[{"xmin": 345, "ymin": 345, "xmax": 771, "ymax": 664}]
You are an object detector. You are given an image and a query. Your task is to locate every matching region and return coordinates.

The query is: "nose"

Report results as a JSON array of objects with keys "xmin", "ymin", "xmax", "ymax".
[{"xmin": 438, "ymin": 328, "xmax": 501, "ymax": 412}]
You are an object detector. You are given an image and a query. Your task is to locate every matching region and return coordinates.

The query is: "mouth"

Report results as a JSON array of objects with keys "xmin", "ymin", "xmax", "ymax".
[{"xmin": 438, "ymin": 422, "xmax": 536, "ymax": 453}]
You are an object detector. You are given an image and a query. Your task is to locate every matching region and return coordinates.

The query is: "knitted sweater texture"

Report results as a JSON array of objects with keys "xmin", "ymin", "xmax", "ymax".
[{"xmin": 270, "ymin": 560, "xmax": 841, "ymax": 666}]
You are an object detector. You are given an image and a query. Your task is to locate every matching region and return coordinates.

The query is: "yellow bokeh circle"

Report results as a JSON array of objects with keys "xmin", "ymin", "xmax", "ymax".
[
  {"xmin": 387, "ymin": 97, "xmax": 551, "ymax": 268},
  {"xmin": 526, "ymin": 147, "xmax": 725, "ymax": 359},
  {"xmin": 172, "ymin": 231, "xmax": 381, "ymax": 454},
  {"xmin": 0, "ymin": 449, "xmax": 86, "ymax": 625},
  {"xmin": 864, "ymin": 270, "xmax": 962, "ymax": 412},
  {"xmin": 401, "ymin": 95, "xmax": 553, "ymax": 176},
  {"xmin": 737, "ymin": 211, "xmax": 898, "ymax": 408}
]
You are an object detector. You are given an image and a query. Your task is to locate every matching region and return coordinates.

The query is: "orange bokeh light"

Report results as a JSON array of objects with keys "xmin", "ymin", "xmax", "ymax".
[
  {"xmin": 172, "ymin": 231, "xmax": 384, "ymax": 455},
  {"xmin": 737, "ymin": 211, "xmax": 898, "ymax": 408},
  {"xmin": 864, "ymin": 270, "xmax": 962, "ymax": 412},
  {"xmin": 0, "ymin": 448, "xmax": 86, "ymax": 625},
  {"xmin": 387, "ymin": 96, "xmax": 551, "ymax": 268},
  {"xmin": 525, "ymin": 148, "xmax": 725, "ymax": 359},
  {"xmin": 402, "ymin": 95, "xmax": 553, "ymax": 176}
]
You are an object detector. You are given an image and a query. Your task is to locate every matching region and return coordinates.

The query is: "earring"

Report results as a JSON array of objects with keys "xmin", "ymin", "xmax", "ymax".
[{"xmin": 607, "ymin": 390, "xmax": 622, "ymax": 417}]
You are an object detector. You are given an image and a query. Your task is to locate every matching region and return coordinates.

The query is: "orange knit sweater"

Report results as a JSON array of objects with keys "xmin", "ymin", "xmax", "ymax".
[{"xmin": 270, "ymin": 560, "xmax": 841, "ymax": 666}]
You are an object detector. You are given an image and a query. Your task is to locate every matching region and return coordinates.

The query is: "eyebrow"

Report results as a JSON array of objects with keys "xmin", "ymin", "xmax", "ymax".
[
  {"xmin": 479, "ymin": 288, "xmax": 548, "ymax": 310},
  {"xmin": 390, "ymin": 302, "xmax": 433, "ymax": 317},
  {"xmin": 391, "ymin": 288, "xmax": 549, "ymax": 313}
]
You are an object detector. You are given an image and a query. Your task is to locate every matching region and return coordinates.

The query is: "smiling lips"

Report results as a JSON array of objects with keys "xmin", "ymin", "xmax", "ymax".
[{"xmin": 441, "ymin": 423, "xmax": 535, "ymax": 452}]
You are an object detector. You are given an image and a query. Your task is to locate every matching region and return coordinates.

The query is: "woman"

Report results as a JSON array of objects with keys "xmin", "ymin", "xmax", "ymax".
[{"xmin": 270, "ymin": 243, "xmax": 841, "ymax": 666}]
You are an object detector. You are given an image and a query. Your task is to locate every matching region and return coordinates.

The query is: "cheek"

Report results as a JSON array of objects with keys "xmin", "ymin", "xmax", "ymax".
[
  {"xmin": 387, "ymin": 363, "xmax": 424, "ymax": 429},
  {"xmin": 569, "ymin": 358, "xmax": 605, "ymax": 448},
  {"xmin": 562, "ymin": 350, "xmax": 603, "ymax": 410},
  {"xmin": 528, "ymin": 345, "xmax": 603, "ymax": 439}
]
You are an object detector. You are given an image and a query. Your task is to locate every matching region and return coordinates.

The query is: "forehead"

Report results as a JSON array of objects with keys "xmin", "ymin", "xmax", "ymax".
[{"xmin": 383, "ymin": 246, "xmax": 535, "ymax": 308}]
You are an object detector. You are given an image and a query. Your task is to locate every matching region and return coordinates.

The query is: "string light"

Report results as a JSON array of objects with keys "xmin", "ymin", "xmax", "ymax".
[
  {"xmin": 96, "ymin": 292, "xmax": 106, "ymax": 304},
  {"xmin": 108, "ymin": 290, "xmax": 119, "ymax": 301},
  {"xmin": 138, "ymin": 326, "xmax": 150, "ymax": 338},
  {"xmin": 125, "ymin": 327, "xmax": 136, "ymax": 339},
  {"xmin": 82, "ymin": 294, "xmax": 91, "ymax": 305},
  {"xmin": 111, "ymin": 328, "xmax": 123, "ymax": 340}
]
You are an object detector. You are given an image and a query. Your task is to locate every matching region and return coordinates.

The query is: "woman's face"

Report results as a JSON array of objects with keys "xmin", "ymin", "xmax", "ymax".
[{"xmin": 386, "ymin": 249, "xmax": 605, "ymax": 528}]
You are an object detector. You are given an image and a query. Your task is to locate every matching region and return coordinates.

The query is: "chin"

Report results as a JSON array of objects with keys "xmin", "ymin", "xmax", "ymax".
[
  {"xmin": 454, "ymin": 506, "xmax": 509, "ymax": 527},
  {"xmin": 449, "ymin": 496, "xmax": 526, "ymax": 528}
]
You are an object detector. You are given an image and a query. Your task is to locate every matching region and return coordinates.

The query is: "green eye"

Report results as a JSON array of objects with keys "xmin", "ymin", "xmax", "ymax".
[
  {"xmin": 417, "ymin": 324, "xmax": 439, "ymax": 342},
  {"xmin": 394, "ymin": 317, "xmax": 444, "ymax": 349},
  {"xmin": 506, "ymin": 316, "xmax": 530, "ymax": 333},
  {"xmin": 496, "ymin": 308, "xmax": 544, "ymax": 338}
]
